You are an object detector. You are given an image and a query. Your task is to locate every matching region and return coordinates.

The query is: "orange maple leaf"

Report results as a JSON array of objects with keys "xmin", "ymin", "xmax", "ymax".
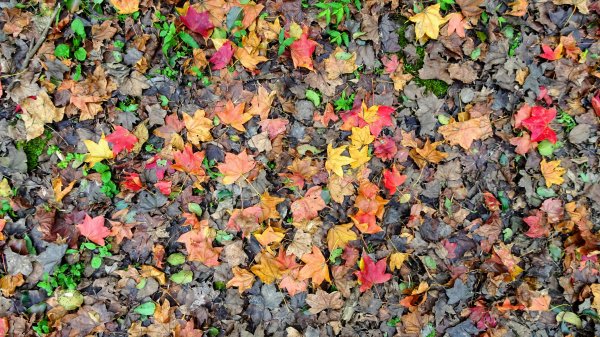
[
  {"xmin": 217, "ymin": 150, "xmax": 256, "ymax": 185},
  {"xmin": 177, "ymin": 229, "xmax": 222, "ymax": 267},
  {"xmin": 290, "ymin": 186, "xmax": 326, "ymax": 222},
  {"xmin": 77, "ymin": 214, "xmax": 111, "ymax": 246},
  {"xmin": 226, "ymin": 267, "xmax": 256, "ymax": 294},
  {"xmin": 216, "ymin": 100, "xmax": 251, "ymax": 132},
  {"xmin": 299, "ymin": 246, "xmax": 331, "ymax": 286},
  {"xmin": 172, "ymin": 144, "xmax": 206, "ymax": 178}
]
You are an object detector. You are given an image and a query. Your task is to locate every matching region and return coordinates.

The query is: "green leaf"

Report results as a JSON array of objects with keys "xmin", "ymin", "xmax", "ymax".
[
  {"xmin": 71, "ymin": 18, "xmax": 86, "ymax": 38},
  {"xmin": 502, "ymin": 228, "xmax": 513, "ymax": 241},
  {"xmin": 170, "ymin": 270, "xmax": 193, "ymax": 284},
  {"xmin": 537, "ymin": 140, "xmax": 554, "ymax": 157},
  {"xmin": 335, "ymin": 51, "xmax": 352, "ymax": 60},
  {"xmin": 82, "ymin": 242, "xmax": 97, "ymax": 250},
  {"xmin": 216, "ymin": 230, "xmax": 233, "ymax": 243},
  {"xmin": 470, "ymin": 47, "xmax": 481, "ymax": 61},
  {"xmin": 167, "ymin": 253, "xmax": 186, "ymax": 266},
  {"xmin": 178, "ymin": 32, "xmax": 200, "ymax": 49},
  {"xmin": 536, "ymin": 187, "xmax": 556, "ymax": 198},
  {"xmin": 423, "ymin": 256, "xmax": 437, "ymax": 270},
  {"xmin": 305, "ymin": 89, "xmax": 321, "ymax": 107},
  {"xmin": 134, "ymin": 302, "xmax": 156, "ymax": 316},
  {"xmin": 329, "ymin": 247, "xmax": 343, "ymax": 262},
  {"xmin": 556, "ymin": 311, "xmax": 582, "ymax": 328},
  {"xmin": 55, "ymin": 44, "xmax": 71, "ymax": 59},
  {"xmin": 91, "ymin": 256, "xmax": 102, "ymax": 269},
  {"xmin": 188, "ymin": 202, "xmax": 202, "ymax": 216}
]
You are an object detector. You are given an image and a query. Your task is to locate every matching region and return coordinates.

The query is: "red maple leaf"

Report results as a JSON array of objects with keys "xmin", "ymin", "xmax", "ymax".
[
  {"xmin": 121, "ymin": 172, "xmax": 143, "ymax": 192},
  {"xmin": 106, "ymin": 125, "xmax": 137, "ymax": 155},
  {"xmin": 521, "ymin": 106, "xmax": 557, "ymax": 143},
  {"xmin": 539, "ymin": 44, "xmax": 563, "ymax": 61},
  {"xmin": 373, "ymin": 136, "xmax": 397, "ymax": 161},
  {"xmin": 172, "ymin": 144, "xmax": 206, "ymax": 177},
  {"xmin": 210, "ymin": 40, "xmax": 235, "ymax": 70},
  {"xmin": 155, "ymin": 181, "xmax": 172, "ymax": 195},
  {"xmin": 382, "ymin": 54, "xmax": 400, "ymax": 73},
  {"xmin": 289, "ymin": 29, "xmax": 318, "ymax": 71},
  {"xmin": 354, "ymin": 253, "xmax": 392, "ymax": 292},
  {"xmin": 259, "ymin": 118, "xmax": 289, "ymax": 139},
  {"xmin": 592, "ymin": 92, "xmax": 600, "ymax": 117},
  {"xmin": 382, "ymin": 165, "xmax": 406, "ymax": 194},
  {"xmin": 524, "ymin": 210, "xmax": 549, "ymax": 238},
  {"xmin": 180, "ymin": 7, "xmax": 214, "ymax": 38},
  {"xmin": 77, "ymin": 214, "xmax": 111, "ymax": 246}
]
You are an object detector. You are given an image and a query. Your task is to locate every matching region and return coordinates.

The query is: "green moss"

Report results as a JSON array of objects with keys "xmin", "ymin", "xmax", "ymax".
[
  {"xmin": 413, "ymin": 78, "xmax": 449, "ymax": 97},
  {"xmin": 19, "ymin": 131, "xmax": 52, "ymax": 171}
]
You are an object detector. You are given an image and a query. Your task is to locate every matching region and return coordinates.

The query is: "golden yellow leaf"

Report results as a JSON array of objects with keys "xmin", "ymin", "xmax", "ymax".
[
  {"xmin": 389, "ymin": 252, "xmax": 409, "ymax": 271},
  {"xmin": 349, "ymin": 145, "xmax": 370, "ymax": 169},
  {"xmin": 20, "ymin": 91, "xmax": 64, "ymax": 141},
  {"xmin": 409, "ymin": 139, "xmax": 448, "ymax": 168},
  {"xmin": 184, "ymin": 110, "xmax": 213, "ymax": 144},
  {"xmin": 540, "ymin": 159, "xmax": 566, "ymax": 188},
  {"xmin": 110, "ymin": 0, "xmax": 139, "ymax": 14},
  {"xmin": 227, "ymin": 267, "xmax": 256, "ymax": 294},
  {"xmin": 438, "ymin": 116, "xmax": 493, "ymax": 150},
  {"xmin": 327, "ymin": 223, "xmax": 357, "ymax": 251},
  {"xmin": 325, "ymin": 144, "xmax": 355, "ymax": 177},
  {"xmin": 52, "ymin": 177, "xmax": 76, "ymax": 203},
  {"xmin": 0, "ymin": 273, "xmax": 24, "ymax": 297},
  {"xmin": 259, "ymin": 192, "xmax": 285, "ymax": 219},
  {"xmin": 0, "ymin": 178, "xmax": 11, "ymax": 198},
  {"xmin": 251, "ymin": 252, "xmax": 282, "ymax": 284},
  {"xmin": 140, "ymin": 265, "xmax": 166, "ymax": 285},
  {"xmin": 408, "ymin": 4, "xmax": 447, "ymax": 42},
  {"xmin": 349, "ymin": 126, "xmax": 375, "ymax": 148},
  {"xmin": 84, "ymin": 134, "xmax": 114, "ymax": 167},
  {"xmin": 590, "ymin": 284, "xmax": 600, "ymax": 313},
  {"xmin": 254, "ymin": 226, "xmax": 285, "ymax": 254}
]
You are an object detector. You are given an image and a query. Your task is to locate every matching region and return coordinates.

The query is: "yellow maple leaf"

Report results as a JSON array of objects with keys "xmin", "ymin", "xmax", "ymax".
[
  {"xmin": 350, "ymin": 126, "xmax": 375, "ymax": 148},
  {"xmin": 299, "ymin": 246, "xmax": 331, "ymax": 286},
  {"xmin": 254, "ymin": 226, "xmax": 285, "ymax": 254},
  {"xmin": 183, "ymin": 110, "xmax": 213, "ymax": 144},
  {"xmin": 540, "ymin": 159, "xmax": 566, "ymax": 188},
  {"xmin": 260, "ymin": 192, "xmax": 285, "ymax": 219},
  {"xmin": 326, "ymin": 144, "xmax": 355, "ymax": 177},
  {"xmin": 409, "ymin": 139, "xmax": 448, "ymax": 168},
  {"xmin": 110, "ymin": 0, "xmax": 139, "ymax": 14},
  {"xmin": 349, "ymin": 145, "xmax": 371, "ymax": 169},
  {"xmin": 327, "ymin": 223, "xmax": 357, "ymax": 251},
  {"xmin": 226, "ymin": 267, "xmax": 256, "ymax": 294},
  {"xmin": 251, "ymin": 252, "xmax": 282, "ymax": 284},
  {"xmin": 389, "ymin": 252, "xmax": 410, "ymax": 271},
  {"xmin": 409, "ymin": 4, "xmax": 447, "ymax": 42},
  {"xmin": 52, "ymin": 177, "xmax": 76, "ymax": 203},
  {"xmin": 84, "ymin": 134, "xmax": 114, "ymax": 167}
]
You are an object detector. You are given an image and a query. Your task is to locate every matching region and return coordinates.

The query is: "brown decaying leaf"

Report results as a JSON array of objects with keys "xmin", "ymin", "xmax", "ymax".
[{"xmin": 438, "ymin": 116, "xmax": 493, "ymax": 150}]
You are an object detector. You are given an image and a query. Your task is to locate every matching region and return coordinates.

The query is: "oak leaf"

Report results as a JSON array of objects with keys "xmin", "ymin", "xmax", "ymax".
[
  {"xmin": 299, "ymin": 246, "xmax": 330, "ymax": 286},
  {"xmin": 77, "ymin": 214, "xmax": 111, "ymax": 246},
  {"xmin": 226, "ymin": 267, "xmax": 255, "ymax": 294},
  {"xmin": 540, "ymin": 159, "xmax": 565, "ymax": 188},
  {"xmin": 327, "ymin": 223, "xmax": 357, "ymax": 251},
  {"xmin": 217, "ymin": 151, "xmax": 256, "ymax": 185},
  {"xmin": 409, "ymin": 4, "xmax": 447, "ymax": 41},
  {"xmin": 354, "ymin": 254, "xmax": 392, "ymax": 292},
  {"xmin": 438, "ymin": 116, "xmax": 493, "ymax": 150},
  {"xmin": 215, "ymin": 100, "xmax": 251, "ymax": 132}
]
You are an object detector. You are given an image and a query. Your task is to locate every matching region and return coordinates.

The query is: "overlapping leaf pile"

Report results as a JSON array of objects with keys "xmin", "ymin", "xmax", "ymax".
[{"xmin": 0, "ymin": 0, "xmax": 599, "ymax": 336}]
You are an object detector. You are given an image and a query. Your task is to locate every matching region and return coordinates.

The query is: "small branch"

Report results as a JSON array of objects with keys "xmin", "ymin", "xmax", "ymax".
[{"xmin": 18, "ymin": 4, "xmax": 61, "ymax": 72}]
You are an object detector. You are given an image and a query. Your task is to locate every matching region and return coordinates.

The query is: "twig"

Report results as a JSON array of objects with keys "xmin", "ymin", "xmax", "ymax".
[{"xmin": 19, "ymin": 4, "xmax": 61, "ymax": 72}]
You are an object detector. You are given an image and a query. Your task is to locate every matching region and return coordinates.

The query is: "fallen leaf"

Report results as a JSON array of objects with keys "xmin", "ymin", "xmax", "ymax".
[
  {"xmin": 540, "ymin": 159, "xmax": 565, "ymax": 188},
  {"xmin": 306, "ymin": 289, "xmax": 344, "ymax": 314},
  {"xmin": 382, "ymin": 165, "xmax": 407, "ymax": 195},
  {"xmin": 215, "ymin": 100, "xmax": 251, "ymax": 132},
  {"xmin": 290, "ymin": 28, "xmax": 318, "ymax": 70},
  {"xmin": 20, "ymin": 91, "xmax": 64, "ymax": 140},
  {"xmin": 354, "ymin": 253, "xmax": 392, "ymax": 292},
  {"xmin": 177, "ymin": 229, "xmax": 222, "ymax": 267},
  {"xmin": 251, "ymin": 252, "xmax": 282, "ymax": 284},
  {"xmin": 210, "ymin": 40, "xmax": 235, "ymax": 70},
  {"xmin": 52, "ymin": 177, "xmax": 76, "ymax": 203},
  {"xmin": 507, "ymin": 0, "xmax": 528, "ymax": 16},
  {"xmin": 291, "ymin": 186, "xmax": 326, "ymax": 222},
  {"xmin": 438, "ymin": 116, "xmax": 493, "ymax": 150},
  {"xmin": 389, "ymin": 252, "xmax": 409, "ymax": 271},
  {"xmin": 0, "ymin": 273, "xmax": 24, "ymax": 297},
  {"xmin": 227, "ymin": 267, "xmax": 255, "ymax": 294},
  {"xmin": 77, "ymin": 214, "xmax": 111, "ymax": 246},
  {"xmin": 180, "ymin": 7, "xmax": 214, "ymax": 38},
  {"xmin": 457, "ymin": 0, "xmax": 485, "ymax": 17},
  {"xmin": 553, "ymin": 0, "xmax": 589, "ymax": 14},
  {"xmin": 106, "ymin": 125, "xmax": 138, "ymax": 155},
  {"xmin": 110, "ymin": 0, "xmax": 139, "ymax": 14},
  {"xmin": 217, "ymin": 151, "xmax": 256, "ymax": 185},
  {"xmin": 183, "ymin": 110, "xmax": 213, "ymax": 144},
  {"xmin": 521, "ymin": 106, "xmax": 557, "ymax": 143},
  {"xmin": 299, "ymin": 246, "xmax": 330, "ymax": 286},
  {"xmin": 540, "ymin": 44, "xmax": 563, "ymax": 61},
  {"xmin": 327, "ymin": 224, "xmax": 357, "ymax": 251},
  {"xmin": 324, "ymin": 48, "xmax": 358, "ymax": 80},
  {"xmin": 326, "ymin": 144, "xmax": 355, "ymax": 177},
  {"xmin": 84, "ymin": 134, "xmax": 114, "ymax": 167},
  {"xmin": 172, "ymin": 144, "xmax": 206, "ymax": 178},
  {"xmin": 409, "ymin": 4, "xmax": 447, "ymax": 41}
]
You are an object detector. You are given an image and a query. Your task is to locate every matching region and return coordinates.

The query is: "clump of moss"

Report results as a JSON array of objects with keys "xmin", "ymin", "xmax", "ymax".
[
  {"xmin": 19, "ymin": 131, "xmax": 52, "ymax": 171},
  {"xmin": 394, "ymin": 17, "xmax": 449, "ymax": 98}
]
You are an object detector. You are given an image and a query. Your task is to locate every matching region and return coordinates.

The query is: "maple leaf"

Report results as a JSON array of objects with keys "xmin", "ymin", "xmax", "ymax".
[
  {"xmin": 248, "ymin": 86, "xmax": 276, "ymax": 120},
  {"xmin": 324, "ymin": 48, "xmax": 358, "ymax": 80},
  {"xmin": 540, "ymin": 159, "xmax": 565, "ymax": 188},
  {"xmin": 210, "ymin": 40, "xmax": 235, "ymax": 70},
  {"xmin": 438, "ymin": 116, "xmax": 493, "ymax": 150},
  {"xmin": 373, "ymin": 137, "xmax": 398, "ymax": 161},
  {"xmin": 106, "ymin": 125, "xmax": 138, "ymax": 155},
  {"xmin": 177, "ymin": 229, "xmax": 222, "ymax": 267},
  {"xmin": 328, "ymin": 174, "xmax": 355, "ymax": 204},
  {"xmin": 109, "ymin": 220, "xmax": 134, "ymax": 244},
  {"xmin": 326, "ymin": 144, "xmax": 355, "ymax": 177},
  {"xmin": 409, "ymin": 139, "xmax": 448, "ymax": 168},
  {"xmin": 349, "ymin": 145, "xmax": 371, "ymax": 168},
  {"xmin": 299, "ymin": 246, "xmax": 331, "ymax": 286},
  {"xmin": 383, "ymin": 166, "xmax": 407, "ymax": 195},
  {"xmin": 513, "ymin": 103, "xmax": 532, "ymax": 129},
  {"xmin": 259, "ymin": 118, "xmax": 289, "ymax": 139},
  {"xmin": 172, "ymin": 144, "xmax": 206, "ymax": 178},
  {"xmin": 350, "ymin": 126, "xmax": 375, "ymax": 148},
  {"xmin": 592, "ymin": 92, "xmax": 600, "ymax": 117},
  {"xmin": 110, "ymin": 0, "xmax": 139, "ymax": 14},
  {"xmin": 409, "ymin": 4, "xmax": 447, "ymax": 42},
  {"xmin": 560, "ymin": 35, "xmax": 581, "ymax": 60},
  {"xmin": 314, "ymin": 103, "xmax": 339, "ymax": 126},
  {"xmin": 539, "ymin": 43, "xmax": 563, "ymax": 60},
  {"xmin": 226, "ymin": 267, "xmax": 255, "ymax": 294},
  {"xmin": 553, "ymin": 0, "xmax": 589, "ymax": 14},
  {"xmin": 291, "ymin": 186, "xmax": 326, "ymax": 222},
  {"xmin": 524, "ymin": 210, "xmax": 549, "ymax": 238},
  {"xmin": 227, "ymin": 206, "xmax": 262, "ymax": 236},
  {"xmin": 445, "ymin": 12, "xmax": 470, "ymax": 38},
  {"xmin": 77, "ymin": 214, "xmax": 111, "ymax": 246},
  {"xmin": 84, "ymin": 134, "xmax": 114, "ymax": 167},
  {"xmin": 215, "ymin": 100, "xmax": 251, "ymax": 132},
  {"xmin": 279, "ymin": 268, "xmax": 308, "ymax": 296},
  {"xmin": 509, "ymin": 134, "xmax": 537, "ymax": 155},
  {"xmin": 254, "ymin": 226, "xmax": 285, "ymax": 253},
  {"xmin": 507, "ymin": 0, "xmax": 528, "ymax": 16},
  {"xmin": 20, "ymin": 90, "xmax": 64, "ymax": 140},
  {"xmin": 121, "ymin": 172, "xmax": 144, "ymax": 192},
  {"xmin": 180, "ymin": 7, "xmax": 214, "ymax": 38},
  {"xmin": 306, "ymin": 289, "xmax": 344, "ymax": 314},
  {"xmin": 389, "ymin": 252, "xmax": 409, "ymax": 271},
  {"xmin": 521, "ymin": 106, "xmax": 557, "ymax": 143},
  {"xmin": 217, "ymin": 151, "xmax": 256, "ymax": 185},
  {"xmin": 290, "ymin": 28, "xmax": 318, "ymax": 70},
  {"xmin": 354, "ymin": 253, "xmax": 392, "ymax": 292},
  {"xmin": 183, "ymin": 110, "xmax": 213, "ymax": 144},
  {"xmin": 251, "ymin": 252, "xmax": 282, "ymax": 284},
  {"xmin": 327, "ymin": 223, "xmax": 358, "ymax": 251},
  {"xmin": 259, "ymin": 192, "xmax": 285, "ymax": 219}
]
